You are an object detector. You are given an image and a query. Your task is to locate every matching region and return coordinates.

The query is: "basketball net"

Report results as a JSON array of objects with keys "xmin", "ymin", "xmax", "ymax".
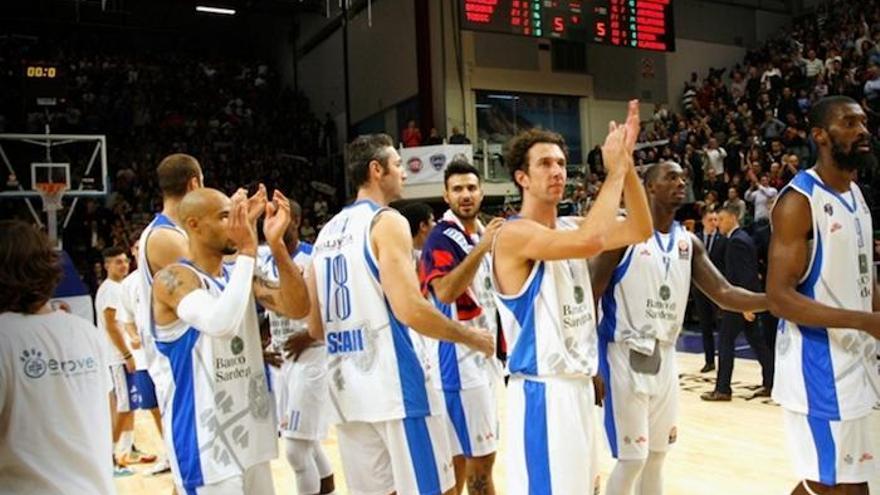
[
  {"xmin": 35, "ymin": 182, "xmax": 67, "ymax": 246},
  {"xmin": 36, "ymin": 182, "xmax": 66, "ymax": 212}
]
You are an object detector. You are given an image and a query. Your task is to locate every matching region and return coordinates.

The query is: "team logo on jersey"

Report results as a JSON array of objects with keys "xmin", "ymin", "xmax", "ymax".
[
  {"xmin": 20, "ymin": 349, "xmax": 47, "ymax": 379},
  {"xmin": 831, "ymin": 222, "xmax": 843, "ymax": 233},
  {"xmin": 659, "ymin": 284, "xmax": 671, "ymax": 301},
  {"xmin": 824, "ymin": 203, "xmax": 834, "ymax": 216},
  {"xmin": 639, "ymin": 248, "xmax": 651, "ymax": 256},
  {"xmin": 231, "ymin": 336, "xmax": 244, "ymax": 356},
  {"xmin": 430, "ymin": 153, "xmax": 446, "ymax": 171},
  {"xmin": 677, "ymin": 240, "xmax": 689, "ymax": 259},
  {"xmin": 407, "ymin": 157, "xmax": 423, "ymax": 173},
  {"xmin": 574, "ymin": 285, "xmax": 585, "ymax": 304}
]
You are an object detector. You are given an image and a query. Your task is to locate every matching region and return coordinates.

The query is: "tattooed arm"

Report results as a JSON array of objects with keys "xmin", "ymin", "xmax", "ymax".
[
  {"xmin": 153, "ymin": 256, "xmax": 257, "ymax": 338},
  {"xmin": 252, "ymin": 252, "xmax": 309, "ymax": 319},
  {"xmin": 253, "ymin": 187, "xmax": 310, "ymax": 318}
]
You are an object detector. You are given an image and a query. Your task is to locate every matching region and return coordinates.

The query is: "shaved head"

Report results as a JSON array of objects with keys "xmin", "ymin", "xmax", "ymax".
[{"xmin": 178, "ymin": 188, "xmax": 229, "ymax": 231}]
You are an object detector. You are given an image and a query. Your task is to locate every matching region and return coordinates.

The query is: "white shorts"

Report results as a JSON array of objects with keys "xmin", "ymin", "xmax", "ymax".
[
  {"xmin": 176, "ymin": 462, "xmax": 275, "ymax": 495},
  {"xmin": 599, "ymin": 340, "xmax": 679, "ymax": 460},
  {"xmin": 783, "ymin": 410, "xmax": 878, "ymax": 485},
  {"xmin": 506, "ymin": 376, "xmax": 600, "ymax": 495},
  {"xmin": 273, "ymin": 348, "xmax": 329, "ymax": 440},
  {"xmin": 109, "ymin": 364, "xmax": 131, "ymax": 413},
  {"xmin": 442, "ymin": 384, "xmax": 498, "ymax": 458},
  {"xmin": 336, "ymin": 416, "xmax": 455, "ymax": 495}
]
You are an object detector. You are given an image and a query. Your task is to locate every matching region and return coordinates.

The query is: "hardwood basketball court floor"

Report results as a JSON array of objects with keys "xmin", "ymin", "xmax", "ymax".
[{"xmin": 116, "ymin": 352, "xmax": 880, "ymax": 494}]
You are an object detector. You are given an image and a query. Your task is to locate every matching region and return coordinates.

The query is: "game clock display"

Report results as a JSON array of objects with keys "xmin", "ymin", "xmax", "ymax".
[
  {"xmin": 461, "ymin": 0, "xmax": 675, "ymax": 52},
  {"xmin": 25, "ymin": 65, "xmax": 59, "ymax": 78}
]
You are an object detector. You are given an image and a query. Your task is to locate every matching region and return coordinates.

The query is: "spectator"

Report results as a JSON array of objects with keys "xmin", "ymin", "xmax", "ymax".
[
  {"xmin": 759, "ymin": 110, "xmax": 788, "ymax": 141},
  {"xmin": 744, "ymin": 173, "xmax": 779, "ymax": 223},
  {"xmin": 401, "ymin": 120, "xmax": 422, "ymax": 147},
  {"xmin": 299, "ymin": 217, "xmax": 316, "ymax": 243},
  {"xmin": 424, "ymin": 127, "xmax": 443, "ymax": 145},
  {"xmin": 803, "ymin": 48, "xmax": 825, "ymax": 80},
  {"xmin": 723, "ymin": 187, "xmax": 747, "ymax": 223},
  {"xmin": 702, "ymin": 137, "xmax": 727, "ymax": 177},
  {"xmin": 448, "ymin": 126, "xmax": 470, "ymax": 145}
]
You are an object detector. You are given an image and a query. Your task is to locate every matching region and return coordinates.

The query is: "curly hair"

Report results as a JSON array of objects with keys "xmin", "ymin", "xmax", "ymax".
[
  {"xmin": 0, "ymin": 221, "xmax": 62, "ymax": 314},
  {"xmin": 504, "ymin": 129, "xmax": 568, "ymax": 194}
]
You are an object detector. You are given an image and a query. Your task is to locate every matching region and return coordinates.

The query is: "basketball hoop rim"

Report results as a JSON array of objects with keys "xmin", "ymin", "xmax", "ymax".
[{"xmin": 35, "ymin": 182, "xmax": 67, "ymax": 211}]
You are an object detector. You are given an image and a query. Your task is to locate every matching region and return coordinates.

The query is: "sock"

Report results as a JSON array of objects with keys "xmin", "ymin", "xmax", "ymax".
[
  {"xmin": 285, "ymin": 438, "xmax": 320, "ymax": 495},
  {"xmin": 606, "ymin": 458, "xmax": 646, "ymax": 495},
  {"xmin": 117, "ymin": 431, "xmax": 134, "ymax": 457},
  {"xmin": 637, "ymin": 451, "xmax": 666, "ymax": 495}
]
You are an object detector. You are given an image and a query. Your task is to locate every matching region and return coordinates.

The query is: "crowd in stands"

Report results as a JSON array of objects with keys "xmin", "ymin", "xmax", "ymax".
[
  {"xmin": 0, "ymin": 32, "xmax": 342, "ymax": 293},
  {"xmin": 576, "ymin": 0, "xmax": 880, "ymax": 231},
  {"xmin": 4, "ymin": 0, "xmax": 880, "ymax": 294}
]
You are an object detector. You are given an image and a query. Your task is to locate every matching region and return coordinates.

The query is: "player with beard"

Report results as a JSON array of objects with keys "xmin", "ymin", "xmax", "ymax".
[
  {"xmin": 589, "ymin": 160, "xmax": 767, "ymax": 495},
  {"xmin": 419, "ymin": 159, "xmax": 504, "ymax": 495},
  {"xmin": 767, "ymin": 96, "xmax": 880, "ymax": 495}
]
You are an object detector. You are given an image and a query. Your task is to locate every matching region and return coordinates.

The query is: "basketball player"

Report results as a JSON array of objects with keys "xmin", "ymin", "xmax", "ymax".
[
  {"xmin": 117, "ymin": 242, "xmax": 171, "ymax": 475},
  {"xmin": 135, "ymin": 154, "xmax": 204, "ymax": 392},
  {"xmin": 0, "ymin": 220, "xmax": 114, "ymax": 494},
  {"xmin": 419, "ymin": 159, "xmax": 504, "ymax": 495},
  {"xmin": 590, "ymin": 160, "xmax": 767, "ymax": 495},
  {"xmin": 151, "ymin": 187, "xmax": 309, "ymax": 494},
  {"xmin": 306, "ymin": 133, "xmax": 494, "ymax": 495},
  {"xmin": 767, "ymin": 96, "xmax": 880, "ymax": 495},
  {"xmin": 491, "ymin": 100, "xmax": 652, "ymax": 495},
  {"xmin": 95, "ymin": 246, "xmax": 156, "ymax": 475},
  {"xmin": 260, "ymin": 202, "xmax": 336, "ymax": 495},
  {"xmin": 399, "ymin": 201, "xmax": 435, "ymax": 265}
]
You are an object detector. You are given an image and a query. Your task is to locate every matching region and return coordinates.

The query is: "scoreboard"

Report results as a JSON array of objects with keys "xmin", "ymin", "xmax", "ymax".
[{"xmin": 461, "ymin": 0, "xmax": 675, "ymax": 52}]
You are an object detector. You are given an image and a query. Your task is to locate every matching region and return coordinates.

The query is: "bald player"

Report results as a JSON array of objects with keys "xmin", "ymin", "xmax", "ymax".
[
  {"xmin": 151, "ymin": 188, "xmax": 309, "ymax": 494},
  {"xmin": 590, "ymin": 160, "xmax": 767, "ymax": 495}
]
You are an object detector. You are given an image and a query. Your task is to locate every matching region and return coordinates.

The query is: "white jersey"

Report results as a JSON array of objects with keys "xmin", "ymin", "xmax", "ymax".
[
  {"xmin": 0, "ymin": 311, "xmax": 114, "ymax": 495},
  {"xmin": 772, "ymin": 169, "xmax": 879, "ymax": 420},
  {"xmin": 152, "ymin": 261, "xmax": 277, "ymax": 491},
  {"xmin": 492, "ymin": 216, "xmax": 598, "ymax": 378},
  {"xmin": 260, "ymin": 242, "xmax": 315, "ymax": 352},
  {"xmin": 313, "ymin": 199, "xmax": 443, "ymax": 423},
  {"xmin": 95, "ymin": 278, "xmax": 125, "ymax": 365},
  {"xmin": 119, "ymin": 270, "xmax": 147, "ymax": 370},
  {"xmin": 598, "ymin": 222, "xmax": 693, "ymax": 351},
  {"xmin": 137, "ymin": 213, "xmax": 188, "ymax": 387},
  {"xmin": 422, "ymin": 212, "xmax": 498, "ymax": 391}
]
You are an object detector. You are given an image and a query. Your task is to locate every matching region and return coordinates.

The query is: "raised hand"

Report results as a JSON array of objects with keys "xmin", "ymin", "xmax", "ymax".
[
  {"xmin": 263, "ymin": 189, "xmax": 291, "ymax": 247},
  {"xmin": 247, "ymin": 184, "xmax": 268, "ymax": 225},
  {"xmin": 601, "ymin": 99, "xmax": 640, "ymax": 176},
  {"xmin": 229, "ymin": 199, "xmax": 258, "ymax": 256},
  {"xmin": 622, "ymin": 99, "xmax": 641, "ymax": 153}
]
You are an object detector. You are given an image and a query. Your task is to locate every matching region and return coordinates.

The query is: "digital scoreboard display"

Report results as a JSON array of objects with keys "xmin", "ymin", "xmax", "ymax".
[{"xmin": 461, "ymin": 0, "xmax": 675, "ymax": 52}]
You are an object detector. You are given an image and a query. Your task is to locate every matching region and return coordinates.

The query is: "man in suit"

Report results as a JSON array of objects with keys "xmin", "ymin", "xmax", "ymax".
[
  {"xmin": 701, "ymin": 204, "xmax": 775, "ymax": 401},
  {"xmin": 694, "ymin": 207, "xmax": 727, "ymax": 372}
]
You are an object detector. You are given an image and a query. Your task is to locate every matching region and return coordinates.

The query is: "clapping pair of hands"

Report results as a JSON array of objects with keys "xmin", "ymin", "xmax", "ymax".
[{"xmin": 228, "ymin": 184, "xmax": 292, "ymax": 255}]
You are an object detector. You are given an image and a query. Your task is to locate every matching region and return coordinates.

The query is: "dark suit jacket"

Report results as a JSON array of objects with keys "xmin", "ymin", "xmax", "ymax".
[
  {"xmin": 698, "ymin": 230, "xmax": 727, "ymax": 274},
  {"xmin": 723, "ymin": 227, "xmax": 761, "ymax": 292}
]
